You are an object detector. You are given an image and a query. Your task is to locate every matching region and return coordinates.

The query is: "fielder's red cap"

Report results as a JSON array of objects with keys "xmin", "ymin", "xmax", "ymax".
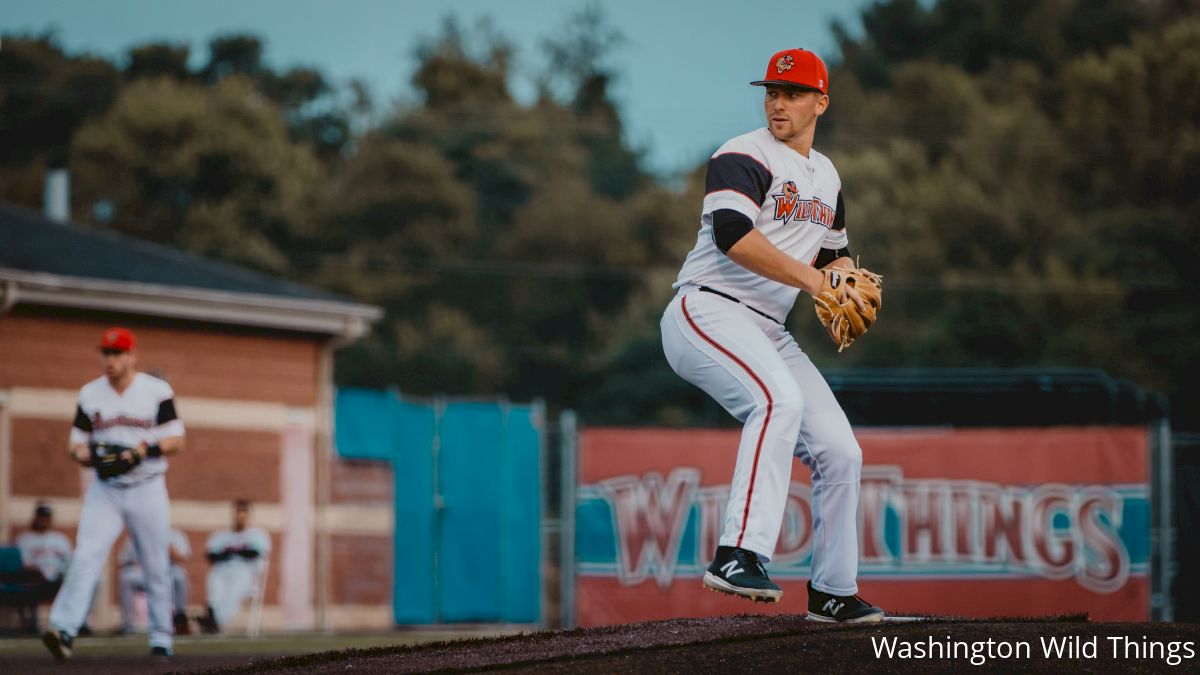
[
  {"xmin": 751, "ymin": 48, "xmax": 829, "ymax": 94},
  {"xmin": 99, "ymin": 327, "xmax": 136, "ymax": 352}
]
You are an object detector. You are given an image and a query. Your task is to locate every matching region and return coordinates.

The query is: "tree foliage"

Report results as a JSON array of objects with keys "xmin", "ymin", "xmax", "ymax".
[
  {"xmin": 822, "ymin": 0, "xmax": 1200, "ymax": 418},
  {"xmin": 0, "ymin": 33, "xmax": 120, "ymax": 168},
  {"xmin": 70, "ymin": 76, "xmax": 323, "ymax": 273}
]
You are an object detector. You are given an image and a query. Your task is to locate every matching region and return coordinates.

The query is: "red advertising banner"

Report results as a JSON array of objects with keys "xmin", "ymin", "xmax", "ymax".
[{"xmin": 574, "ymin": 427, "xmax": 1149, "ymax": 626}]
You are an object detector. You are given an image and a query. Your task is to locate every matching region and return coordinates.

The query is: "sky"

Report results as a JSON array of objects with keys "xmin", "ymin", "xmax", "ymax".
[{"xmin": 1, "ymin": 0, "xmax": 874, "ymax": 175}]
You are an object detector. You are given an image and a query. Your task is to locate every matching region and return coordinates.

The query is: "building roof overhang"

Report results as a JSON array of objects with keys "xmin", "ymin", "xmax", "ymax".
[{"xmin": 0, "ymin": 269, "xmax": 382, "ymax": 340}]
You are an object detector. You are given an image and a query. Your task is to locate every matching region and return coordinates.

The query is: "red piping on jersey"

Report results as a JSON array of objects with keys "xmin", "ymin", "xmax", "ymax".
[
  {"xmin": 713, "ymin": 151, "xmax": 771, "ymax": 174},
  {"xmin": 705, "ymin": 187, "xmax": 763, "ymax": 208},
  {"xmin": 681, "ymin": 295, "xmax": 772, "ymax": 549}
]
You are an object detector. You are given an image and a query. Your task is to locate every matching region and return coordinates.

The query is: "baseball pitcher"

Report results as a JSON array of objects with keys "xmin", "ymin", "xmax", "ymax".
[
  {"xmin": 195, "ymin": 499, "xmax": 270, "ymax": 634},
  {"xmin": 660, "ymin": 48, "xmax": 884, "ymax": 622}
]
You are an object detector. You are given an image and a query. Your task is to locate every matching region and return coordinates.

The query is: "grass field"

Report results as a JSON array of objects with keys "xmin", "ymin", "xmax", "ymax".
[{"xmin": 0, "ymin": 627, "xmax": 517, "ymax": 660}]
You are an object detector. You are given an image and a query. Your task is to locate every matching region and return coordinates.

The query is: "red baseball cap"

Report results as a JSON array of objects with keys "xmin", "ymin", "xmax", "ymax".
[
  {"xmin": 99, "ymin": 327, "xmax": 136, "ymax": 352},
  {"xmin": 751, "ymin": 48, "xmax": 829, "ymax": 94}
]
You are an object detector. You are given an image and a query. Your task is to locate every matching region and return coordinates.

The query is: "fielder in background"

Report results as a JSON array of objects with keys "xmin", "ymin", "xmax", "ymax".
[
  {"xmin": 42, "ymin": 327, "xmax": 185, "ymax": 659},
  {"xmin": 660, "ymin": 48, "xmax": 884, "ymax": 622},
  {"xmin": 117, "ymin": 527, "xmax": 192, "ymax": 636},
  {"xmin": 196, "ymin": 499, "xmax": 270, "ymax": 634}
]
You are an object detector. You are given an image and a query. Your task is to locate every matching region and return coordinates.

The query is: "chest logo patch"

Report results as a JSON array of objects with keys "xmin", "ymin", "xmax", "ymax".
[
  {"xmin": 772, "ymin": 180, "xmax": 836, "ymax": 227},
  {"xmin": 91, "ymin": 411, "xmax": 155, "ymax": 430}
]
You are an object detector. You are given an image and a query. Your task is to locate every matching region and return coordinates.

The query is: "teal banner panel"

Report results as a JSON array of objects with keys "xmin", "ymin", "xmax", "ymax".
[
  {"xmin": 390, "ymin": 399, "xmax": 437, "ymax": 624},
  {"xmin": 334, "ymin": 388, "xmax": 399, "ymax": 461},
  {"xmin": 498, "ymin": 405, "xmax": 542, "ymax": 622},
  {"xmin": 333, "ymin": 390, "xmax": 541, "ymax": 624},
  {"xmin": 437, "ymin": 403, "xmax": 505, "ymax": 621}
]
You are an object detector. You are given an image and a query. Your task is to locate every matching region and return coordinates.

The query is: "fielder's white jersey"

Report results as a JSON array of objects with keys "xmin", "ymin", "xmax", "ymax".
[
  {"xmin": 15, "ymin": 530, "xmax": 72, "ymax": 581},
  {"xmin": 674, "ymin": 127, "xmax": 848, "ymax": 322},
  {"xmin": 69, "ymin": 373, "xmax": 185, "ymax": 486},
  {"xmin": 206, "ymin": 527, "xmax": 271, "ymax": 562}
]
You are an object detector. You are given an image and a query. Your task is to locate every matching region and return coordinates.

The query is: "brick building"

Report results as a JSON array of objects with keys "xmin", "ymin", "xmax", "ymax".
[{"xmin": 0, "ymin": 201, "xmax": 390, "ymax": 631}]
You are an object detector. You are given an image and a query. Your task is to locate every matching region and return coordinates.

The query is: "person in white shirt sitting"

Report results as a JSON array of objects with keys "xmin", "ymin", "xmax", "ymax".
[
  {"xmin": 3, "ymin": 502, "xmax": 72, "ymax": 634},
  {"xmin": 15, "ymin": 502, "xmax": 72, "ymax": 592},
  {"xmin": 195, "ymin": 500, "xmax": 270, "ymax": 634}
]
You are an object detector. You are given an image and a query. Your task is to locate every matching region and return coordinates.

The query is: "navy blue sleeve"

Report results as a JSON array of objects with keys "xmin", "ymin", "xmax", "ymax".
[
  {"xmin": 814, "ymin": 192, "xmax": 850, "ymax": 267},
  {"xmin": 156, "ymin": 399, "xmax": 178, "ymax": 425},
  {"xmin": 705, "ymin": 153, "xmax": 773, "ymax": 206},
  {"xmin": 813, "ymin": 246, "xmax": 853, "ymax": 268},
  {"xmin": 711, "ymin": 209, "xmax": 755, "ymax": 253},
  {"xmin": 74, "ymin": 405, "xmax": 93, "ymax": 432}
]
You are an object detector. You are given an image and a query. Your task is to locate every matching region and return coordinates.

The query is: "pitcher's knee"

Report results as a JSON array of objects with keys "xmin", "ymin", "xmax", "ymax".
[
  {"xmin": 772, "ymin": 393, "xmax": 804, "ymax": 420},
  {"xmin": 821, "ymin": 441, "xmax": 862, "ymax": 482}
]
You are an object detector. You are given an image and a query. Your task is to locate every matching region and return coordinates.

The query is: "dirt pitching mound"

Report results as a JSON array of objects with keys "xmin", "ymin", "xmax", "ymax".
[{"xmin": 204, "ymin": 614, "xmax": 1200, "ymax": 674}]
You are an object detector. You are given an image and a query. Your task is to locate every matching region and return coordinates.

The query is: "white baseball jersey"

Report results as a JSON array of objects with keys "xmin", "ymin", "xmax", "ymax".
[
  {"xmin": 69, "ymin": 373, "xmax": 185, "ymax": 485},
  {"xmin": 206, "ymin": 527, "xmax": 271, "ymax": 561},
  {"xmin": 15, "ymin": 530, "xmax": 72, "ymax": 581},
  {"xmin": 205, "ymin": 527, "xmax": 270, "ymax": 627},
  {"xmin": 674, "ymin": 127, "xmax": 848, "ymax": 322}
]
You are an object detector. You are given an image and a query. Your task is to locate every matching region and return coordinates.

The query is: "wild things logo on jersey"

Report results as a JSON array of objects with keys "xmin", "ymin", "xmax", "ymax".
[
  {"xmin": 91, "ymin": 411, "xmax": 155, "ymax": 430},
  {"xmin": 772, "ymin": 180, "xmax": 836, "ymax": 227}
]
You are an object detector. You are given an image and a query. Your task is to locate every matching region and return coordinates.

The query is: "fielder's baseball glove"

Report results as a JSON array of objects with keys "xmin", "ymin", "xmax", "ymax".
[
  {"xmin": 813, "ymin": 264, "xmax": 883, "ymax": 352},
  {"xmin": 90, "ymin": 442, "xmax": 142, "ymax": 480}
]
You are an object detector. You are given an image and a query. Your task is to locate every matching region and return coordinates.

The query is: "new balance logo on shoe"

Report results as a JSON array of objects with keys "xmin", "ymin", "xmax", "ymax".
[
  {"xmin": 719, "ymin": 560, "xmax": 745, "ymax": 577},
  {"xmin": 806, "ymin": 581, "xmax": 884, "ymax": 623},
  {"xmin": 702, "ymin": 546, "xmax": 783, "ymax": 603}
]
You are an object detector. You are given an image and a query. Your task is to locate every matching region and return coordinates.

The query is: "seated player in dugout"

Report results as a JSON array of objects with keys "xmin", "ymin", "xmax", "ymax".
[
  {"xmin": 15, "ymin": 502, "xmax": 101, "ymax": 637},
  {"xmin": 195, "ymin": 499, "xmax": 271, "ymax": 634},
  {"xmin": 13, "ymin": 502, "xmax": 72, "ymax": 595}
]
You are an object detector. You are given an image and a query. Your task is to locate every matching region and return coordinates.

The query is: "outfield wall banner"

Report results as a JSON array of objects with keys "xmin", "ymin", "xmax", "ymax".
[{"xmin": 575, "ymin": 427, "xmax": 1149, "ymax": 626}]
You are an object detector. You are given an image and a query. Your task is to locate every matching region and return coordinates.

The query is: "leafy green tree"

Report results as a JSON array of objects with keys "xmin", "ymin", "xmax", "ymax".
[
  {"xmin": 834, "ymin": 0, "xmax": 1171, "ymax": 87},
  {"xmin": 0, "ymin": 33, "xmax": 120, "ymax": 168},
  {"xmin": 1056, "ymin": 19, "xmax": 1200, "ymax": 409},
  {"xmin": 199, "ymin": 33, "xmax": 358, "ymax": 159},
  {"xmin": 125, "ymin": 42, "xmax": 191, "ymax": 81},
  {"xmin": 71, "ymin": 76, "xmax": 323, "ymax": 273},
  {"xmin": 201, "ymin": 34, "xmax": 265, "ymax": 83},
  {"xmin": 540, "ymin": 5, "xmax": 646, "ymax": 199},
  {"xmin": 331, "ymin": 15, "xmax": 663, "ymax": 402},
  {"xmin": 412, "ymin": 17, "xmax": 513, "ymax": 110},
  {"xmin": 813, "ymin": 5, "xmax": 1200, "ymax": 428}
]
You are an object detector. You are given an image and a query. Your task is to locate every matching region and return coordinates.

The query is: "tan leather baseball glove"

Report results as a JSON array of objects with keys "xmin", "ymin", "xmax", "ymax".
[{"xmin": 813, "ymin": 264, "xmax": 883, "ymax": 352}]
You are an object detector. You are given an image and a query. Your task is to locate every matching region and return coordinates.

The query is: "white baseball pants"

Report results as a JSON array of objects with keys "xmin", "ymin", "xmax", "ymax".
[
  {"xmin": 206, "ymin": 560, "xmax": 260, "ymax": 628},
  {"xmin": 50, "ymin": 475, "xmax": 174, "ymax": 650},
  {"xmin": 661, "ymin": 286, "xmax": 864, "ymax": 595}
]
